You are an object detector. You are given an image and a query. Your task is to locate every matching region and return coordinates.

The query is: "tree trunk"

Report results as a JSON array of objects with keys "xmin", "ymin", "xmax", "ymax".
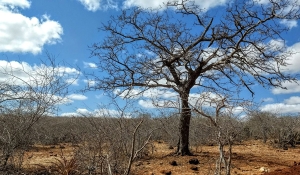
[{"xmin": 178, "ymin": 92, "xmax": 192, "ymax": 155}]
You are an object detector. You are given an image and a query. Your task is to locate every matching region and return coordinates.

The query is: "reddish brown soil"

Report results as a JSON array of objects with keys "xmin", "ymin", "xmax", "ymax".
[
  {"xmin": 22, "ymin": 140, "xmax": 300, "ymax": 175},
  {"xmin": 264, "ymin": 163, "xmax": 300, "ymax": 175},
  {"xmin": 131, "ymin": 140, "xmax": 300, "ymax": 175}
]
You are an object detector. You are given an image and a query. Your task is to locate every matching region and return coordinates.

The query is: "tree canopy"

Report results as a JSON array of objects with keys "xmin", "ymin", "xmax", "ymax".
[{"xmin": 89, "ymin": 0, "xmax": 300, "ymax": 155}]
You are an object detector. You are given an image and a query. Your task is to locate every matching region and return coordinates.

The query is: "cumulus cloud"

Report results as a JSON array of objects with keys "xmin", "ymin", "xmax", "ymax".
[
  {"xmin": 138, "ymin": 99, "xmax": 179, "ymax": 109},
  {"xmin": 282, "ymin": 42, "xmax": 300, "ymax": 73},
  {"xmin": 261, "ymin": 97, "xmax": 274, "ymax": 103},
  {"xmin": 60, "ymin": 112, "xmax": 79, "ymax": 117},
  {"xmin": 0, "ymin": 0, "xmax": 63, "ymax": 54},
  {"xmin": 280, "ymin": 19, "xmax": 298, "ymax": 29},
  {"xmin": 269, "ymin": 42, "xmax": 300, "ymax": 95},
  {"xmin": 62, "ymin": 108, "xmax": 131, "ymax": 117},
  {"xmin": 61, "ymin": 108, "xmax": 90, "ymax": 116},
  {"xmin": 255, "ymin": 0, "xmax": 269, "ymax": 4},
  {"xmin": 0, "ymin": 90, "xmax": 72, "ymax": 106},
  {"xmin": 123, "ymin": 0, "xmax": 229, "ymax": 11},
  {"xmin": 67, "ymin": 94, "xmax": 88, "ymax": 100},
  {"xmin": 271, "ymin": 80, "xmax": 300, "ymax": 94},
  {"xmin": 260, "ymin": 103, "xmax": 300, "ymax": 114},
  {"xmin": 78, "ymin": 0, "xmax": 100, "ymax": 11},
  {"xmin": 84, "ymin": 79, "xmax": 96, "ymax": 87},
  {"xmin": 65, "ymin": 78, "xmax": 79, "ymax": 86},
  {"xmin": 115, "ymin": 87, "xmax": 227, "ymax": 110},
  {"xmin": 0, "ymin": 0, "xmax": 30, "ymax": 9},
  {"xmin": 77, "ymin": 108, "xmax": 91, "ymax": 114},
  {"xmin": 0, "ymin": 60, "xmax": 80, "ymax": 86},
  {"xmin": 114, "ymin": 88, "xmax": 178, "ymax": 99},
  {"xmin": 78, "ymin": 0, "xmax": 117, "ymax": 11},
  {"xmin": 83, "ymin": 62, "xmax": 97, "ymax": 68},
  {"xmin": 255, "ymin": 0, "xmax": 299, "ymax": 28},
  {"xmin": 284, "ymin": 96, "xmax": 300, "ymax": 105},
  {"xmin": 231, "ymin": 106, "xmax": 245, "ymax": 114}
]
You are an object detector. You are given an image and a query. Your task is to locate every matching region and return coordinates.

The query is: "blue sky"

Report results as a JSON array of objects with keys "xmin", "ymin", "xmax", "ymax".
[{"xmin": 0, "ymin": 0, "xmax": 300, "ymax": 117}]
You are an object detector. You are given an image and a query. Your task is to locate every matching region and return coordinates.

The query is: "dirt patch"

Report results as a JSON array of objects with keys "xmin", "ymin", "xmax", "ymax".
[
  {"xmin": 22, "ymin": 143, "xmax": 76, "ymax": 171},
  {"xmin": 21, "ymin": 140, "xmax": 300, "ymax": 175},
  {"xmin": 264, "ymin": 162, "xmax": 300, "ymax": 175},
  {"xmin": 132, "ymin": 140, "xmax": 300, "ymax": 175}
]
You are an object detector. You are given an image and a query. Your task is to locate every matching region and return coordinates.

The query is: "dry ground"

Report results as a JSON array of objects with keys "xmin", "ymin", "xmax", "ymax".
[
  {"xmin": 22, "ymin": 140, "xmax": 300, "ymax": 175},
  {"xmin": 22, "ymin": 143, "xmax": 76, "ymax": 172}
]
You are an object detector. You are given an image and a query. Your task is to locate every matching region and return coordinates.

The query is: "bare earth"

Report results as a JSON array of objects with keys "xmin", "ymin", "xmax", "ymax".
[{"xmin": 22, "ymin": 140, "xmax": 300, "ymax": 175}]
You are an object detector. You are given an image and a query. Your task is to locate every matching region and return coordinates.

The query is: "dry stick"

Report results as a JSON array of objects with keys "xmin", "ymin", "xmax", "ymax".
[
  {"xmin": 125, "ymin": 119, "xmax": 158, "ymax": 175},
  {"xmin": 106, "ymin": 155, "xmax": 112, "ymax": 175},
  {"xmin": 125, "ymin": 119, "xmax": 144, "ymax": 175},
  {"xmin": 189, "ymin": 100, "xmax": 231, "ymax": 175}
]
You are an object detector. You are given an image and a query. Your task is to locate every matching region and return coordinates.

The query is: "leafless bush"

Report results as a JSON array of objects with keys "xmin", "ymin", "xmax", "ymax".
[
  {"xmin": 65, "ymin": 97, "xmax": 159, "ymax": 175},
  {"xmin": 0, "ymin": 55, "xmax": 77, "ymax": 171}
]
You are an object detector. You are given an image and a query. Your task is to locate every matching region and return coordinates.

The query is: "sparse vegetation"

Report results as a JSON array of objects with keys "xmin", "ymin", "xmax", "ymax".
[
  {"xmin": 1, "ymin": 0, "xmax": 300, "ymax": 174},
  {"xmin": 1, "ymin": 111, "xmax": 300, "ymax": 174}
]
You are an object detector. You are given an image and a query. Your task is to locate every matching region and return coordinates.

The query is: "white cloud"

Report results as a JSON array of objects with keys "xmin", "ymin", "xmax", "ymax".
[
  {"xmin": 61, "ymin": 108, "xmax": 90, "ymax": 116},
  {"xmin": 114, "ymin": 88, "xmax": 178, "ymax": 99},
  {"xmin": 189, "ymin": 92, "xmax": 224, "ymax": 108},
  {"xmin": 255, "ymin": 0, "xmax": 269, "ymax": 4},
  {"xmin": 138, "ymin": 99, "xmax": 178, "ymax": 109},
  {"xmin": 281, "ymin": 42, "xmax": 300, "ymax": 73},
  {"xmin": 55, "ymin": 66, "xmax": 80, "ymax": 75},
  {"xmin": 254, "ymin": 0, "xmax": 299, "ymax": 28},
  {"xmin": 138, "ymin": 99, "xmax": 155, "ymax": 108},
  {"xmin": 67, "ymin": 94, "xmax": 88, "ymax": 100},
  {"xmin": 61, "ymin": 112, "xmax": 79, "ymax": 117},
  {"xmin": 77, "ymin": 108, "xmax": 91, "ymax": 114},
  {"xmin": 84, "ymin": 79, "xmax": 96, "ymax": 86},
  {"xmin": 114, "ymin": 86, "xmax": 229, "ymax": 109},
  {"xmin": 0, "ymin": 1, "xmax": 63, "ymax": 54},
  {"xmin": 268, "ymin": 39, "xmax": 285, "ymax": 51},
  {"xmin": 280, "ymin": 19, "xmax": 298, "ymax": 29},
  {"xmin": 260, "ymin": 103, "xmax": 300, "ymax": 114},
  {"xmin": 0, "ymin": 0, "xmax": 30, "ymax": 10},
  {"xmin": 0, "ymin": 60, "xmax": 32, "ymax": 85},
  {"xmin": 0, "ymin": 60, "xmax": 79, "ymax": 87},
  {"xmin": 83, "ymin": 62, "xmax": 97, "ymax": 68},
  {"xmin": 143, "ymin": 89, "xmax": 177, "ymax": 99},
  {"xmin": 272, "ymin": 80, "xmax": 300, "ymax": 94},
  {"xmin": 78, "ymin": 0, "xmax": 100, "ymax": 11},
  {"xmin": 261, "ymin": 97, "xmax": 274, "ymax": 103},
  {"xmin": 284, "ymin": 96, "xmax": 300, "ymax": 105},
  {"xmin": 66, "ymin": 78, "xmax": 79, "ymax": 85},
  {"xmin": 123, "ymin": 0, "xmax": 229, "ymax": 11},
  {"xmin": 91, "ymin": 108, "xmax": 131, "ymax": 118},
  {"xmin": 260, "ymin": 96, "xmax": 300, "ymax": 114},
  {"xmin": 231, "ymin": 106, "xmax": 245, "ymax": 114},
  {"xmin": 78, "ymin": 0, "xmax": 118, "ymax": 11}
]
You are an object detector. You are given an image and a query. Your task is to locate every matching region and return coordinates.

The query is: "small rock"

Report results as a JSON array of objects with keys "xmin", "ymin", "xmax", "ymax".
[
  {"xmin": 160, "ymin": 170, "xmax": 171, "ymax": 175},
  {"xmin": 190, "ymin": 166, "xmax": 198, "ymax": 171},
  {"xmin": 169, "ymin": 160, "xmax": 177, "ymax": 166},
  {"xmin": 168, "ymin": 146, "xmax": 174, "ymax": 149},
  {"xmin": 259, "ymin": 167, "xmax": 269, "ymax": 173},
  {"xmin": 189, "ymin": 158, "xmax": 199, "ymax": 165}
]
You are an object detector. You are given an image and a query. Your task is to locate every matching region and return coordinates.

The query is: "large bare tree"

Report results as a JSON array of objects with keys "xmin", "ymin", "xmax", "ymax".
[{"xmin": 89, "ymin": 0, "xmax": 300, "ymax": 155}]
